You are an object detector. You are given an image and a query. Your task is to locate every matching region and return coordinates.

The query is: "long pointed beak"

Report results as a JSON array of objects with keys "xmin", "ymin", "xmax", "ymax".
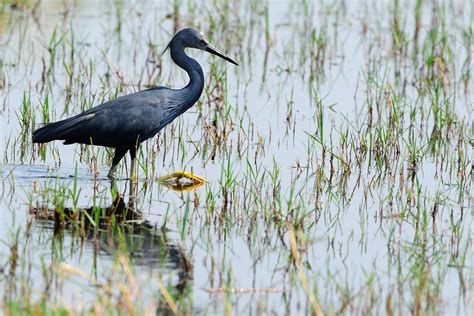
[{"xmin": 205, "ymin": 44, "xmax": 238, "ymax": 66}]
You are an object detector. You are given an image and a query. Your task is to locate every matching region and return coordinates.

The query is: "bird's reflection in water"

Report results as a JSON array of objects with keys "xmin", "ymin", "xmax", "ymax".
[{"xmin": 31, "ymin": 182, "xmax": 193, "ymax": 313}]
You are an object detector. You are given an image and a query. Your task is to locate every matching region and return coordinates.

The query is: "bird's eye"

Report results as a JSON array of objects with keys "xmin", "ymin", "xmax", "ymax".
[{"xmin": 198, "ymin": 39, "xmax": 205, "ymax": 44}]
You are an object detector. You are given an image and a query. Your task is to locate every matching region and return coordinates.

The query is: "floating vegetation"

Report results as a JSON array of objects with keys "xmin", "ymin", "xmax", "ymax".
[{"xmin": 158, "ymin": 170, "xmax": 206, "ymax": 192}]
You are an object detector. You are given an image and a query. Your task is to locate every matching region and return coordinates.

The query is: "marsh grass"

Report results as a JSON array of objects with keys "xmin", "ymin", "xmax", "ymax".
[{"xmin": 0, "ymin": 0, "xmax": 472, "ymax": 315}]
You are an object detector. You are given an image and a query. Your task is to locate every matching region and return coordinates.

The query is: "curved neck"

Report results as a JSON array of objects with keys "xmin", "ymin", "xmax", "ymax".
[{"xmin": 170, "ymin": 42, "xmax": 204, "ymax": 107}]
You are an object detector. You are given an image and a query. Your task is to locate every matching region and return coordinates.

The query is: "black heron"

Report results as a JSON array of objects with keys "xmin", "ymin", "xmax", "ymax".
[{"xmin": 32, "ymin": 28, "xmax": 238, "ymax": 180}]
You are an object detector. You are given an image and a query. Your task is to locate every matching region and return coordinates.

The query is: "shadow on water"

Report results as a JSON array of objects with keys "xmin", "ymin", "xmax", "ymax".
[{"xmin": 30, "ymin": 181, "xmax": 193, "ymax": 314}]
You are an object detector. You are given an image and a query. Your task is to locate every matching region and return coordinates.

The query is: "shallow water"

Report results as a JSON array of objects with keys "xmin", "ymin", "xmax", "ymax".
[{"xmin": 0, "ymin": 0, "xmax": 472, "ymax": 314}]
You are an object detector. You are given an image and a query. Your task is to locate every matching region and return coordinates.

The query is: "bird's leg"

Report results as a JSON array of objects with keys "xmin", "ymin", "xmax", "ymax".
[
  {"xmin": 107, "ymin": 166, "xmax": 117, "ymax": 181},
  {"xmin": 129, "ymin": 145, "xmax": 138, "ymax": 182},
  {"xmin": 107, "ymin": 147, "xmax": 128, "ymax": 180},
  {"xmin": 130, "ymin": 158, "xmax": 137, "ymax": 183},
  {"xmin": 128, "ymin": 145, "xmax": 138, "ymax": 201}
]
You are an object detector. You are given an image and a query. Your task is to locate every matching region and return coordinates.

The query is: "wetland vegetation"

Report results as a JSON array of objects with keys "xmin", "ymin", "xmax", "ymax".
[{"xmin": 0, "ymin": 0, "xmax": 472, "ymax": 315}]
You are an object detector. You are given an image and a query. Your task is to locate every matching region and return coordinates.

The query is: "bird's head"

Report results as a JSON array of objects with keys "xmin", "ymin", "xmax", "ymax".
[{"xmin": 163, "ymin": 28, "xmax": 238, "ymax": 66}]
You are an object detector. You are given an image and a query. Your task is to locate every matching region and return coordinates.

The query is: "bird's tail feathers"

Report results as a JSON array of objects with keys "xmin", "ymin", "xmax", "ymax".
[
  {"xmin": 32, "ymin": 121, "xmax": 66, "ymax": 143},
  {"xmin": 32, "ymin": 114, "xmax": 91, "ymax": 143}
]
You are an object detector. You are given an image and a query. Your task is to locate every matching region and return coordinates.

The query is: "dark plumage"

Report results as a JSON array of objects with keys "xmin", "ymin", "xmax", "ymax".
[{"xmin": 33, "ymin": 28, "xmax": 238, "ymax": 180}]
